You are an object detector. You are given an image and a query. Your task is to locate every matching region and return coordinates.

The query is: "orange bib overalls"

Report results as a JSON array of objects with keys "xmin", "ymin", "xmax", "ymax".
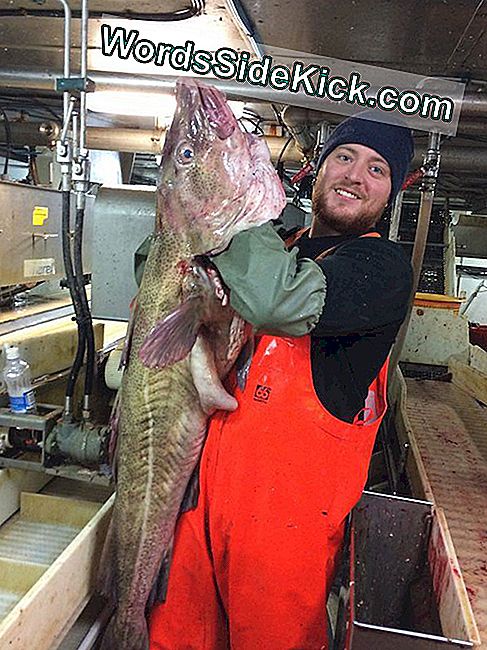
[{"xmin": 149, "ymin": 234, "xmax": 388, "ymax": 650}]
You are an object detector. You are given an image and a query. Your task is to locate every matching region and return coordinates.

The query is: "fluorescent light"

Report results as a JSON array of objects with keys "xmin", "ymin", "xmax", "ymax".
[{"xmin": 87, "ymin": 90, "xmax": 245, "ymax": 122}]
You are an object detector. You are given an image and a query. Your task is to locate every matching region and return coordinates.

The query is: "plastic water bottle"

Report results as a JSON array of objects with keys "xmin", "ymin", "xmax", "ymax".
[{"xmin": 2, "ymin": 345, "xmax": 37, "ymax": 414}]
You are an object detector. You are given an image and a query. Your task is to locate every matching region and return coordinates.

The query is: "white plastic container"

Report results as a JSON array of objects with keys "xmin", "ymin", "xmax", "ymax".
[{"xmin": 2, "ymin": 346, "xmax": 36, "ymax": 414}]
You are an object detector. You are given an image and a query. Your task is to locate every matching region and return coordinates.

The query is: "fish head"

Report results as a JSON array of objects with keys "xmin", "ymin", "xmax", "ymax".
[{"xmin": 157, "ymin": 79, "xmax": 286, "ymax": 254}]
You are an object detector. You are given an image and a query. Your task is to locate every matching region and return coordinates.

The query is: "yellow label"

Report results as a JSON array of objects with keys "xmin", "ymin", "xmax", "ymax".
[{"xmin": 33, "ymin": 206, "xmax": 49, "ymax": 226}]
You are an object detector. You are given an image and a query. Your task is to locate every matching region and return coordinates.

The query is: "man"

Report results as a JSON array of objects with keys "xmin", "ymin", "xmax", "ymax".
[{"xmin": 149, "ymin": 114, "xmax": 414, "ymax": 649}]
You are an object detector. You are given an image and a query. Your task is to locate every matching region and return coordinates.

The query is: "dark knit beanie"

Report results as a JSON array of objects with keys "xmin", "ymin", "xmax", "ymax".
[{"xmin": 316, "ymin": 114, "xmax": 414, "ymax": 202}]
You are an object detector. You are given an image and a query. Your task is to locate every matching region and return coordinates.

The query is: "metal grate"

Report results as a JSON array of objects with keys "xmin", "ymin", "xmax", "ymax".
[{"xmin": 379, "ymin": 202, "xmax": 448, "ymax": 294}]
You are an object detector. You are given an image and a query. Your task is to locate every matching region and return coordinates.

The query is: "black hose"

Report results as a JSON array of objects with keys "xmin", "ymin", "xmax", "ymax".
[
  {"xmin": 0, "ymin": 106, "xmax": 11, "ymax": 176},
  {"xmin": 0, "ymin": 5, "xmax": 203, "ymax": 20},
  {"xmin": 74, "ymin": 206, "xmax": 95, "ymax": 399},
  {"xmin": 62, "ymin": 190, "xmax": 87, "ymax": 399}
]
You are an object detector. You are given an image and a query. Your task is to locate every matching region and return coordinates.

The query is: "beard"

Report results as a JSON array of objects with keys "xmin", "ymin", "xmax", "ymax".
[{"xmin": 312, "ymin": 183, "xmax": 384, "ymax": 235}]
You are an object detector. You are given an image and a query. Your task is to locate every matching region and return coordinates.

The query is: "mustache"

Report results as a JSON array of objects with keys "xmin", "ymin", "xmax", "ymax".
[{"xmin": 312, "ymin": 187, "xmax": 382, "ymax": 235}]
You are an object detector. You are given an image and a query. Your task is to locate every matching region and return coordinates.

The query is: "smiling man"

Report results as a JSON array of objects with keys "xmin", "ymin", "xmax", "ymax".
[{"xmin": 149, "ymin": 115, "xmax": 414, "ymax": 650}]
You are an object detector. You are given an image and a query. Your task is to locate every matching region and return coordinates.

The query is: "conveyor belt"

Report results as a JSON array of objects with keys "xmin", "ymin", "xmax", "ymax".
[
  {"xmin": 405, "ymin": 378, "xmax": 487, "ymax": 647},
  {"xmin": 0, "ymin": 519, "xmax": 80, "ymax": 564}
]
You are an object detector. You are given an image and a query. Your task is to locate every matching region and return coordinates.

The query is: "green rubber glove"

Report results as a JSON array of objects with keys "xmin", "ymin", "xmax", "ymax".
[{"xmin": 212, "ymin": 223, "xmax": 326, "ymax": 337}]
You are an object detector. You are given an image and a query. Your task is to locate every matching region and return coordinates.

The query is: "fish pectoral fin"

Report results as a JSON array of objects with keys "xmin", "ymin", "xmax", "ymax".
[
  {"xmin": 235, "ymin": 334, "xmax": 255, "ymax": 391},
  {"xmin": 146, "ymin": 540, "xmax": 174, "ymax": 610},
  {"xmin": 139, "ymin": 299, "xmax": 200, "ymax": 368},
  {"xmin": 180, "ymin": 462, "xmax": 201, "ymax": 513},
  {"xmin": 190, "ymin": 334, "xmax": 238, "ymax": 414}
]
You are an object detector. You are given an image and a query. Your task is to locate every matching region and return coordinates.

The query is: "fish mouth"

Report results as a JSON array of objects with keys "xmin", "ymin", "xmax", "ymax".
[{"xmin": 176, "ymin": 78, "xmax": 236, "ymax": 139}]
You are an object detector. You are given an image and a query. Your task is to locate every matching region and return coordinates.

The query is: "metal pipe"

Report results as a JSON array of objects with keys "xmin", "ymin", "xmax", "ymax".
[
  {"xmin": 2, "ymin": 67, "xmax": 486, "ymax": 117},
  {"xmin": 79, "ymin": 0, "xmax": 88, "ymax": 154},
  {"xmin": 457, "ymin": 119, "xmax": 487, "ymax": 136},
  {"xmin": 225, "ymin": 0, "xmax": 264, "ymax": 59},
  {"xmin": 86, "ymin": 127, "xmax": 165, "ymax": 153},
  {"xmin": 388, "ymin": 190, "xmax": 404, "ymax": 242},
  {"xmin": 389, "ymin": 132, "xmax": 442, "ymax": 372},
  {"xmin": 60, "ymin": 96, "xmax": 75, "ymax": 145},
  {"xmin": 5, "ymin": 119, "xmax": 487, "ymax": 172},
  {"xmin": 459, "ymin": 280, "xmax": 485, "ymax": 316},
  {"xmin": 0, "ymin": 120, "xmax": 60, "ymax": 145},
  {"xmin": 56, "ymin": 1, "xmax": 71, "ymax": 124},
  {"xmin": 411, "ymin": 146, "xmax": 487, "ymax": 172}
]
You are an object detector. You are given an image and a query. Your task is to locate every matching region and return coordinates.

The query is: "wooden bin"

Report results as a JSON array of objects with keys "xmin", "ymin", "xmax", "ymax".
[{"xmin": 0, "ymin": 491, "xmax": 113, "ymax": 650}]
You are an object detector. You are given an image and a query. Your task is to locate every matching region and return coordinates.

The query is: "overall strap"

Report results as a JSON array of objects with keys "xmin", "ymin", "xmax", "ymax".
[{"xmin": 286, "ymin": 229, "xmax": 381, "ymax": 262}]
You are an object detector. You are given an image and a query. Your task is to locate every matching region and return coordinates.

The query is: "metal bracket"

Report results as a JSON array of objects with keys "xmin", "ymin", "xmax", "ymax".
[
  {"xmin": 0, "ymin": 403, "xmax": 63, "ymax": 433},
  {"xmin": 56, "ymin": 77, "xmax": 96, "ymax": 94},
  {"xmin": 56, "ymin": 137, "xmax": 73, "ymax": 165},
  {"xmin": 72, "ymin": 156, "xmax": 91, "ymax": 183},
  {"xmin": 420, "ymin": 132, "xmax": 442, "ymax": 192}
]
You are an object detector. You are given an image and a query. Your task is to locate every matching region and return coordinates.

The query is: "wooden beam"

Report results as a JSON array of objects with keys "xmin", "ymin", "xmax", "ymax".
[{"xmin": 449, "ymin": 357, "xmax": 487, "ymax": 406}]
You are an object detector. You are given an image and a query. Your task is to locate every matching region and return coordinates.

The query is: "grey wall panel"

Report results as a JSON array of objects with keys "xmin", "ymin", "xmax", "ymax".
[{"xmin": 90, "ymin": 185, "xmax": 155, "ymax": 321}]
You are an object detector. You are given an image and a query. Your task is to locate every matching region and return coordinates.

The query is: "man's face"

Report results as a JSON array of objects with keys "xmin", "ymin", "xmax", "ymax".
[{"xmin": 311, "ymin": 143, "xmax": 392, "ymax": 236}]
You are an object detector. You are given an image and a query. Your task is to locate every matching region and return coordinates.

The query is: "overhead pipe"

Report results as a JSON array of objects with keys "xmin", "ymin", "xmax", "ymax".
[
  {"xmin": 280, "ymin": 106, "xmax": 322, "ymax": 159},
  {"xmin": 4, "ymin": 120, "xmax": 487, "ymax": 173},
  {"xmin": 2, "ymin": 67, "xmax": 487, "ymax": 118}
]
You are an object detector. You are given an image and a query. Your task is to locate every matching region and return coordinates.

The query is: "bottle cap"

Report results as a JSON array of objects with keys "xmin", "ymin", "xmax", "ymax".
[{"xmin": 4, "ymin": 345, "xmax": 20, "ymax": 360}]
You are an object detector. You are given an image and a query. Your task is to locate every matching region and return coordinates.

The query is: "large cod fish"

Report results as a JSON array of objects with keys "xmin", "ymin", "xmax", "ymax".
[{"xmin": 99, "ymin": 78, "xmax": 286, "ymax": 650}]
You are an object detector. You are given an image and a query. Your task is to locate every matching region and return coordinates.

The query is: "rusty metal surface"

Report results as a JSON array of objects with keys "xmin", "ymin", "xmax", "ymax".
[
  {"xmin": 345, "ymin": 492, "xmax": 474, "ymax": 649},
  {"xmin": 353, "ymin": 493, "xmax": 433, "ymax": 630},
  {"xmin": 405, "ymin": 379, "xmax": 487, "ymax": 647}
]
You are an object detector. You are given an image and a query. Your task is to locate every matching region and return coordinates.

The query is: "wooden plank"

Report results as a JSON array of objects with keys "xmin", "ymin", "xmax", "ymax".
[
  {"xmin": 449, "ymin": 357, "xmax": 487, "ymax": 406},
  {"xmin": 0, "ymin": 494, "xmax": 113, "ymax": 650},
  {"xmin": 471, "ymin": 345, "xmax": 487, "ymax": 376},
  {"xmin": 0, "ymin": 558, "xmax": 47, "ymax": 594},
  {"xmin": 0, "ymin": 469, "xmax": 51, "ymax": 527},
  {"xmin": 392, "ymin": 370, "xmax": 432, "ymax": 501},
  {"xmin": 20, "ymin": 493, "xmax": 101, "ymax": 528},
  {"xmin": 429, "ymin": 507, "xmax": 481, "ymax": 645},
  {"xmin": 0, "ymin": 321, "xmax": 104, "ymax": 381}
]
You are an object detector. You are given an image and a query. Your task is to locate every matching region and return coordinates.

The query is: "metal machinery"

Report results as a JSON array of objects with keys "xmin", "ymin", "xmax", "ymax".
[{"xmin": 0, "ymin": 0, "xmax": 111, "ymax": 483}]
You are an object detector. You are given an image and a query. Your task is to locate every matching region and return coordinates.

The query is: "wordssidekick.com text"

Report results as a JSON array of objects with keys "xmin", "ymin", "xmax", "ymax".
[{"xmin": 101, "ymin": 24, "xmax": 462, "ymax": 130}]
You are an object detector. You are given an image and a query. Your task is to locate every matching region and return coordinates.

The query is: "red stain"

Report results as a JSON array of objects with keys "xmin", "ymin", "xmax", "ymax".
[{"xmin": 177, "ymin": 260, "xmax": 190, "ymax": 274}]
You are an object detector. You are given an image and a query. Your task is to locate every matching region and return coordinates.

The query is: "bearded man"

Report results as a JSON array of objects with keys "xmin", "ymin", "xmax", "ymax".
[{"xmin": 149, "ymin": 114, "xmax": 414, "ymax": 649}]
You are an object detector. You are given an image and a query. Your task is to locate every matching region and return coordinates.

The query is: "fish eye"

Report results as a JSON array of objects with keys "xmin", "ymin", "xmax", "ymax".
[{"xmin": 176, "ymin": 143, "xmax": 195, "ymax": 165}]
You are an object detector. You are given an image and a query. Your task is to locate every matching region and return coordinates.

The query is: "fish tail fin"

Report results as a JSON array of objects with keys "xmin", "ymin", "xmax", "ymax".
[{"xmin": 99, "ymin": 613, "xmax": 150, "ymax": 650}]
